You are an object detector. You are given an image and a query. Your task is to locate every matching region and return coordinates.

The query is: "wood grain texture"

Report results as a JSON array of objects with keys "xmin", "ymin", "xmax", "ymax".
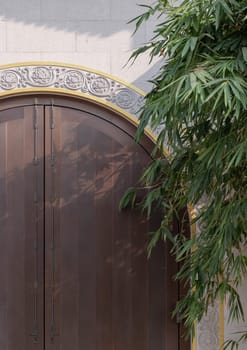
[{"xmin": 0, "ymin": 96, "xmax": 188, "ymax": 350}]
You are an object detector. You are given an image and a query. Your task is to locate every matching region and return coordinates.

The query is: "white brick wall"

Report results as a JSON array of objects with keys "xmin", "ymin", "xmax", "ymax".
[
  {"xmin": 0, "ymin": 0, "xmax": 157, "ymax": 91},
  {"xmin": 40, "ymin": 0, "xmax": 111, "ymax": 21},
  {"xmin": 6, "ymin": 22, "xmax": 76, "ymax": 52},
  {"xmin": 0, "ymin": 1, "xmax": 245, "ymax": 348}
]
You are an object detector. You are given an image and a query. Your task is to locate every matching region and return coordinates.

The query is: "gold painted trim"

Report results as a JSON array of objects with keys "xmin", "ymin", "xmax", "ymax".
[
  {"xmin": 219, "ymin": 301, "xmax": 224, "ymax": 349},
  {"xmin": 192, "ymin": 333, "xmax": 197, "ymax": 350},
  {"xmin": 189, "ymin": 204, "xmax": 196, "ymax": 238},
  {"xmin": 189, "ymin": 205, "xmax": 197, "ymax": 350}
]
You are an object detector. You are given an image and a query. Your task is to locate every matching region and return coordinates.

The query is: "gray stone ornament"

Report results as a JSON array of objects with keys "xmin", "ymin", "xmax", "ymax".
[{"xmin": 0, "ymin": 64, "xmax": 147, "ymax": 128}]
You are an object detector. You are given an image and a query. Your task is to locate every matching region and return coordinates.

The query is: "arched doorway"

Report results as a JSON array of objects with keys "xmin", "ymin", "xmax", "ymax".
[{"xmin": 0, "ymin": 94, "xmax": 188, "ymax": 350}]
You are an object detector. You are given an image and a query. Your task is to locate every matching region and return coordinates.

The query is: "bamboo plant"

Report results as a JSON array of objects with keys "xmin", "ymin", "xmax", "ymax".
[{"xmin": 120, "ymin": 1, "xmax": 247, "ymax": 348}]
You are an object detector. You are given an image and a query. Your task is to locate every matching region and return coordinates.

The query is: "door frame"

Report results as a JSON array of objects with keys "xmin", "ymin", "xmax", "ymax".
[{"xmin": 0, "ymin": 62, "xmax": 199, "ymax": 350}]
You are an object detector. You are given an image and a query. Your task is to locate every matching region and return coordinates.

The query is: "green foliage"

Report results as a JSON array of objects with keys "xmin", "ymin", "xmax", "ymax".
[{"xmin": 124, "ymin": 0, "xmax": 247, "ymax": 347}]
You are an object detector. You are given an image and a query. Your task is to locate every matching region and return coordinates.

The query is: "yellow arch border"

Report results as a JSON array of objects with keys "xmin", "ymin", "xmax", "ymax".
[{"xmin": 0, "ymin": 61, "xmax": 224, "ymax": 350}]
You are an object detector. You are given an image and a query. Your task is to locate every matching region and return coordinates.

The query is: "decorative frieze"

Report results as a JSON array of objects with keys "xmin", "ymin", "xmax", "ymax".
[{"xmin": 0, "ymin": 64, "xmax": 145, "ymax": 126}]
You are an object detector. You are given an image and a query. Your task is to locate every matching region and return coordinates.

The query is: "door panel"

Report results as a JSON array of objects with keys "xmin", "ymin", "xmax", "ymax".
[
  {"xmin": 44, "ymin": 105, "xmax": 179, "ymax": 350},
  {"xmin": 0, "ymin": 97, "xmax": 184, "ymax": 350},
  {"xmin": 0, "ymin": 106, "xmax": 44, "ymax": 350}
]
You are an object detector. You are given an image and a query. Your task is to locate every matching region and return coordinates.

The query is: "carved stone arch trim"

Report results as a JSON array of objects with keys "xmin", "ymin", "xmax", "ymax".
[
  {"xmin": 0, "ymin": 62, "xmax": 143, "ymax": 111},
  {"xmin": 0, "ymin": 62, "xmax": 168, "ymax": 153}
]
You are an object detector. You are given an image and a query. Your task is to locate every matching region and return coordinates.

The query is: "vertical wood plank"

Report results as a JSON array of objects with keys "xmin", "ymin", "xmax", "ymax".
[
  {"xmin": 77, "ymin": 119, "xmax": 97, "ymax": 350},
  {"xmin": 0, "ymin": 105, "xmax": 44, "ymax": 350}
]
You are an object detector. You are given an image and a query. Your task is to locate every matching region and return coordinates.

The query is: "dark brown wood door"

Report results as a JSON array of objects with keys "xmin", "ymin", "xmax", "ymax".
[
  {"xmin": 0, "ymin": 105, "xmax": 44, "ymax": 350},
  {"xmin": 0, "ymin": 97, "xmax": 184, "ymax": 350}
]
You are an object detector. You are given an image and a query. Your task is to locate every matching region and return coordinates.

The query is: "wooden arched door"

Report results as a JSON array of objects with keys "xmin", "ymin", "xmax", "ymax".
[{"xmin": 0, "ymin": 96, "xmax": 186, "ymax": 350}]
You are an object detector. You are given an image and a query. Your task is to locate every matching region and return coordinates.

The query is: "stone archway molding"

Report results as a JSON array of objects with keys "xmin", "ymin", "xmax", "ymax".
[
  {"xmin": 0, "ymin": 62, "xmax": 143, "ymax": 113},
  {"xmin": 0, "ymin": 62, "xmax": 171, "ymax": 157},
  {"xmin": 0, "ymin": 62, "xmax": 169, "ymax": 154}
]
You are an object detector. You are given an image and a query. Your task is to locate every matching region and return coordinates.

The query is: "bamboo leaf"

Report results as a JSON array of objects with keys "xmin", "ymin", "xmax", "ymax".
[
  {"xmin": 123, "ymin": 0, "xmax": 247, "ymax": 346},
  {"xmin": 242, "ymin": 47, "xmax": 247, "ymax": 62}
]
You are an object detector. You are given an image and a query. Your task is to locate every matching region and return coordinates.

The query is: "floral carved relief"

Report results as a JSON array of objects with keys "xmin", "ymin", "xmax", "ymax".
[
  {"xmin": 197, "ymin": 303, "xmax": 219, "ymax": 350},
  {"xmin": 0, "ymin": 65, "xmax": 147, "ymax": 128}
]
